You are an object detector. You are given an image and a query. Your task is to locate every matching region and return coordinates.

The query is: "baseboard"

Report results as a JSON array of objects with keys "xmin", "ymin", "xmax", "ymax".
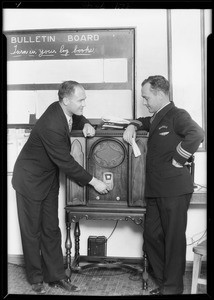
[
  {"xmin": 186, "ymin": 260, "xmax": 207, "ymax": 272},
  {"xmin": 8, "ymin": 254, "xmax": 25, "ymax": 266},
  {"xmin": 186, "ymin": 261, "xmax": 194, "ymax": 272},
  {"xmin": 8, "ymin": 254, "xmax": 206, "ymax": 272}
]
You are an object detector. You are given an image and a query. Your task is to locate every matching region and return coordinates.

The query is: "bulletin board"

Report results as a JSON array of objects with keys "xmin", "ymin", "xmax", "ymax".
[
  {"xmin": 5, "ymin": 28, "xmax": 135, "ymax": 92},
  {"xmin": 6, "ymin": 28, "xmax": 135, "ymax": 172}
]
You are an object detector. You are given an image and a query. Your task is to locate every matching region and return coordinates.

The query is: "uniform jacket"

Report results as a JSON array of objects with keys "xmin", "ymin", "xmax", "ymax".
[
  {"xmin": 131, "ymin": 101, "xmax": 204, "ymax": 197},
  {"xmin": 12, "ymin": 101, "xmax": 93, "ymax": 200}
]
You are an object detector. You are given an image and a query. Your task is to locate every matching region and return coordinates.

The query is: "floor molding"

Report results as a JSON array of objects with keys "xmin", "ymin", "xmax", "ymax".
[{"xmin": 8, "ymin": 255, "xmax": 25, "ymax": 266}]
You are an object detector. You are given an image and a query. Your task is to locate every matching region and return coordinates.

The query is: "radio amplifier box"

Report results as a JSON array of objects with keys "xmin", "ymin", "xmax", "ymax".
[{"xmin": 87, "ymin": 236, "xmax": 107, "ymax": 256}]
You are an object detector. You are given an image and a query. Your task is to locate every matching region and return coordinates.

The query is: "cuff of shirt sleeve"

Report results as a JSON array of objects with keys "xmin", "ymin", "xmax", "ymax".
[
  {"xmin": 130, "ymin": 120, "xmax": 143, "ymax": 129},
  {"xmin": 88, "ymin": 176, "xmax": 95, "ymax": 186}
]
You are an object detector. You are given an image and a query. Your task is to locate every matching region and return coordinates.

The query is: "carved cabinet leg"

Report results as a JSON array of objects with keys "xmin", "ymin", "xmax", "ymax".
[
  {"xmin": 65, "ymin": 212, "xmax": 72, "ymax": 281},
  {"xmin": 142, "ymin": 250, "xmax": 149, "ymax": 293},
  {"xmin": 74, "ymin": 222, "xmax": 80, "ymax": 267}
]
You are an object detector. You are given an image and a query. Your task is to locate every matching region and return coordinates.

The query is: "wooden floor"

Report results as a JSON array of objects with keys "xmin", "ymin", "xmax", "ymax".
[{"xmin": 7, "ymin": 262, "xmax": 207, "ymax": 296}]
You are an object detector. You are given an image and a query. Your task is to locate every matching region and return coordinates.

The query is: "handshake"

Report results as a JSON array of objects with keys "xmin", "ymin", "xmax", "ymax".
[{"xmin": 89, "ymin": 177, "xmax": 110, "ymax": 194}]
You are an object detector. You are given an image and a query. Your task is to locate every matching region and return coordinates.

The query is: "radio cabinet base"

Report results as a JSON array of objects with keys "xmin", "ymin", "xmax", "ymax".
[{"xmin": 64, "ymin": 207, "xmax": 149, "ymax": 294}]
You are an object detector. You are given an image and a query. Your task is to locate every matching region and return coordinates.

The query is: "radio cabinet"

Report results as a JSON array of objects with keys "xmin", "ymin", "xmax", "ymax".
[
  {"xmin": 65, "ymin": 129, "xmax": 149, "ymax": 293},
  {"xmin": 66, "ymin": 129, "xmax": 147, "ymax": 208}
]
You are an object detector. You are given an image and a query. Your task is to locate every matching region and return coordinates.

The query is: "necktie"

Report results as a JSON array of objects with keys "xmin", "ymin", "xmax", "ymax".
[{"xmin": 68, "ymin": 118, "xmax": 73, "ymax": 132}]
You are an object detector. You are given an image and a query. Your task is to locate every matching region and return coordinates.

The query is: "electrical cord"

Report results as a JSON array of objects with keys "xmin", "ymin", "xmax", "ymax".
[
  {"xmin": 187, "ymin": 229, "xmax": 207, "ymax": 246},
  {"xmin": 194, "ymin": 183, "xmax": 207, "ymax": 190},
  {"xmin": 106, "ymin": 220, "xmax": 119, "ymax": 241},
  {"xmin": 94, "ymin": 220, "xmax": 119, "ymax": 245}
]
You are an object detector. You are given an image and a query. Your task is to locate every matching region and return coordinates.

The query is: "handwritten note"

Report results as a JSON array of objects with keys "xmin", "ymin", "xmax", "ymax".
[{"xmin": 10, "ymin": 44, "xmax": 96, "ymax": 59}]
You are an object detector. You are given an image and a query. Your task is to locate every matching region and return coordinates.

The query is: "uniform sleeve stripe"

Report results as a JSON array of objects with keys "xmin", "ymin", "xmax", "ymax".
[{"xmin": 176, "ymin": 142, "xmax": 192, "ymax": 159}]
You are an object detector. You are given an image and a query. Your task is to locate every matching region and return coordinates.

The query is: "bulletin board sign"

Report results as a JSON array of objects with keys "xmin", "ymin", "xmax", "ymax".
[
  {"xmin": 6, "ymin": 29, "xmax": 134, "ymax": 61},
  {"xmin": 5, "ymin": 28, "xmax": 136, "ymax": 122},
  {"xmin": 5, "ymin": 28, "xmax": 135, "ymax": 93}
]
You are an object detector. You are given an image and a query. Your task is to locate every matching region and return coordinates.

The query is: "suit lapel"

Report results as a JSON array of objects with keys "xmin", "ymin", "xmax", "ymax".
[
  {"xmin": 149, "ymin": 102, "xmax": 174, "ymax": 137},
  {"xmin": 54, "ymin": 103, "xmax": 71, "ymax": 150},
  {"xmin": 56, "ymin": 102, "xmax": 71, "ymax": 135}
]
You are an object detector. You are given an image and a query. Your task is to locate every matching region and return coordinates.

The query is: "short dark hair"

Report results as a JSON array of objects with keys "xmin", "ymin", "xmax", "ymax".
[
  {"xmin": 141, "ymin": 75, "xmax": 170, "ymax": 96},
  {"xmin": 58, "ymin": 81, "xmax": 82, "ymax": 101}
]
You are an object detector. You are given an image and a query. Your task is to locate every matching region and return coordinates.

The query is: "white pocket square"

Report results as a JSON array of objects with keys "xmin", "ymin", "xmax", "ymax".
[{"xmin": 159, "ymin": 131, "xmax": 169, "ymax": 136}]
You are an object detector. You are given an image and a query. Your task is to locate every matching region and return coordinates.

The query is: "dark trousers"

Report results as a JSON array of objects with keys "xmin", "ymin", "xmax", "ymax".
[
  {"xmin": 16, "ymin": 179, "xmax": 66, "ymax": 284},
  {"xmin": 143, "ymin": 194, "xmax": 191, "ymax": 294}
]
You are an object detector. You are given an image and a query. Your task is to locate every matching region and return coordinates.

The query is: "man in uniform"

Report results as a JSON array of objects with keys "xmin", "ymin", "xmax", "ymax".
[{"xmin": 123, "ymin": 75, "xmax": 204, "ymax": 295}]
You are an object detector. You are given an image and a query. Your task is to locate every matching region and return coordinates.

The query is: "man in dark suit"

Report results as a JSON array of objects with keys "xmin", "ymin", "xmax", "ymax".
[
  {"xmin": 12, "ymin": 81, "xmax": 109, "ymax": 294},
  {"xmin": 123, "ymin": 75, "xmax": 204, "ymax": 295}
]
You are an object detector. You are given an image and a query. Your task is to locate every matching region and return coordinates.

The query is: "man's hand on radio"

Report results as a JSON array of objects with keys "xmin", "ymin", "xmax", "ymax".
[
  {"xmin": 123, "ymin": 124, "xmax": 137, "ymax": 145},
  {"xmin": 83, "ymin": 123, "xmax": 95, "ymax": 137},
  {"xmin": 89, "ymin": 177, "xmax": 110, "ymax": 194}
]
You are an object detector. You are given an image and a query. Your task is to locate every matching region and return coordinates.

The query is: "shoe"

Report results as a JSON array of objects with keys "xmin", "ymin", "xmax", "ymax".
[
  {"xmin": 32, "ymin": 282, "xmax": 46, "ymax": 294},
  {"xmin": 149, "ymin": 287, "xmax": 162, "ymax": 295},
  {"xmin": 48, "ymin": 279, "xmax": 80, "ymax": 292}
]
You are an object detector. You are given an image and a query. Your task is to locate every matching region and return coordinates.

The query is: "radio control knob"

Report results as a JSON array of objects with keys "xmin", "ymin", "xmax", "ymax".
[
  {"xmin": 96, "ymin": 196, "xmax": 100, "ymax": 200},
  {"xmin": 116, "ymin": 196, "xmax": 120, "ymax": 201}
]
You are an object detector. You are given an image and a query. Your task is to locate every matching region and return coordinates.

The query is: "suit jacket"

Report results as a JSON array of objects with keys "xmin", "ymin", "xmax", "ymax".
[
  {"xmin": 131, "ymin": 102, "xmax": 204, "ymax": 197},
  {"xmin": 12, "ymin": 101, "xmax": 93, "ymax": 200}
]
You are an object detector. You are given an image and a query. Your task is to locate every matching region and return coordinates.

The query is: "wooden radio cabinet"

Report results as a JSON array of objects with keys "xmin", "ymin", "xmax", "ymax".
[{"xmin": 65, "ymin": 128, "xmax": 149, "ymax": 292}]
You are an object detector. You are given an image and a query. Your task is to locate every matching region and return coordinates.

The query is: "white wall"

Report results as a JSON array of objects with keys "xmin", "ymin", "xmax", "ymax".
[{"xmin": 5, "ymin": 8, "xmax": 210, "ymax": 261}]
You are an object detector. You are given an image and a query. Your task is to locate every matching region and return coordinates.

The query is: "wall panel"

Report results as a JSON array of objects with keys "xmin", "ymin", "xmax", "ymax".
[{"xmin": 171, "ymin": 10, "xmax": 203, "ymax": 129}]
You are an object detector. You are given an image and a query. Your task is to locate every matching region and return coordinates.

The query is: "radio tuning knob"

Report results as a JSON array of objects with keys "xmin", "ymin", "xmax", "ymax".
[
  {"xmin": 96, "ymin": 196, "xmax": 100, "ymax": 200},
  {"xmin": 116, "ymin": 196, "xmax": 120, "ymax": 201}
]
